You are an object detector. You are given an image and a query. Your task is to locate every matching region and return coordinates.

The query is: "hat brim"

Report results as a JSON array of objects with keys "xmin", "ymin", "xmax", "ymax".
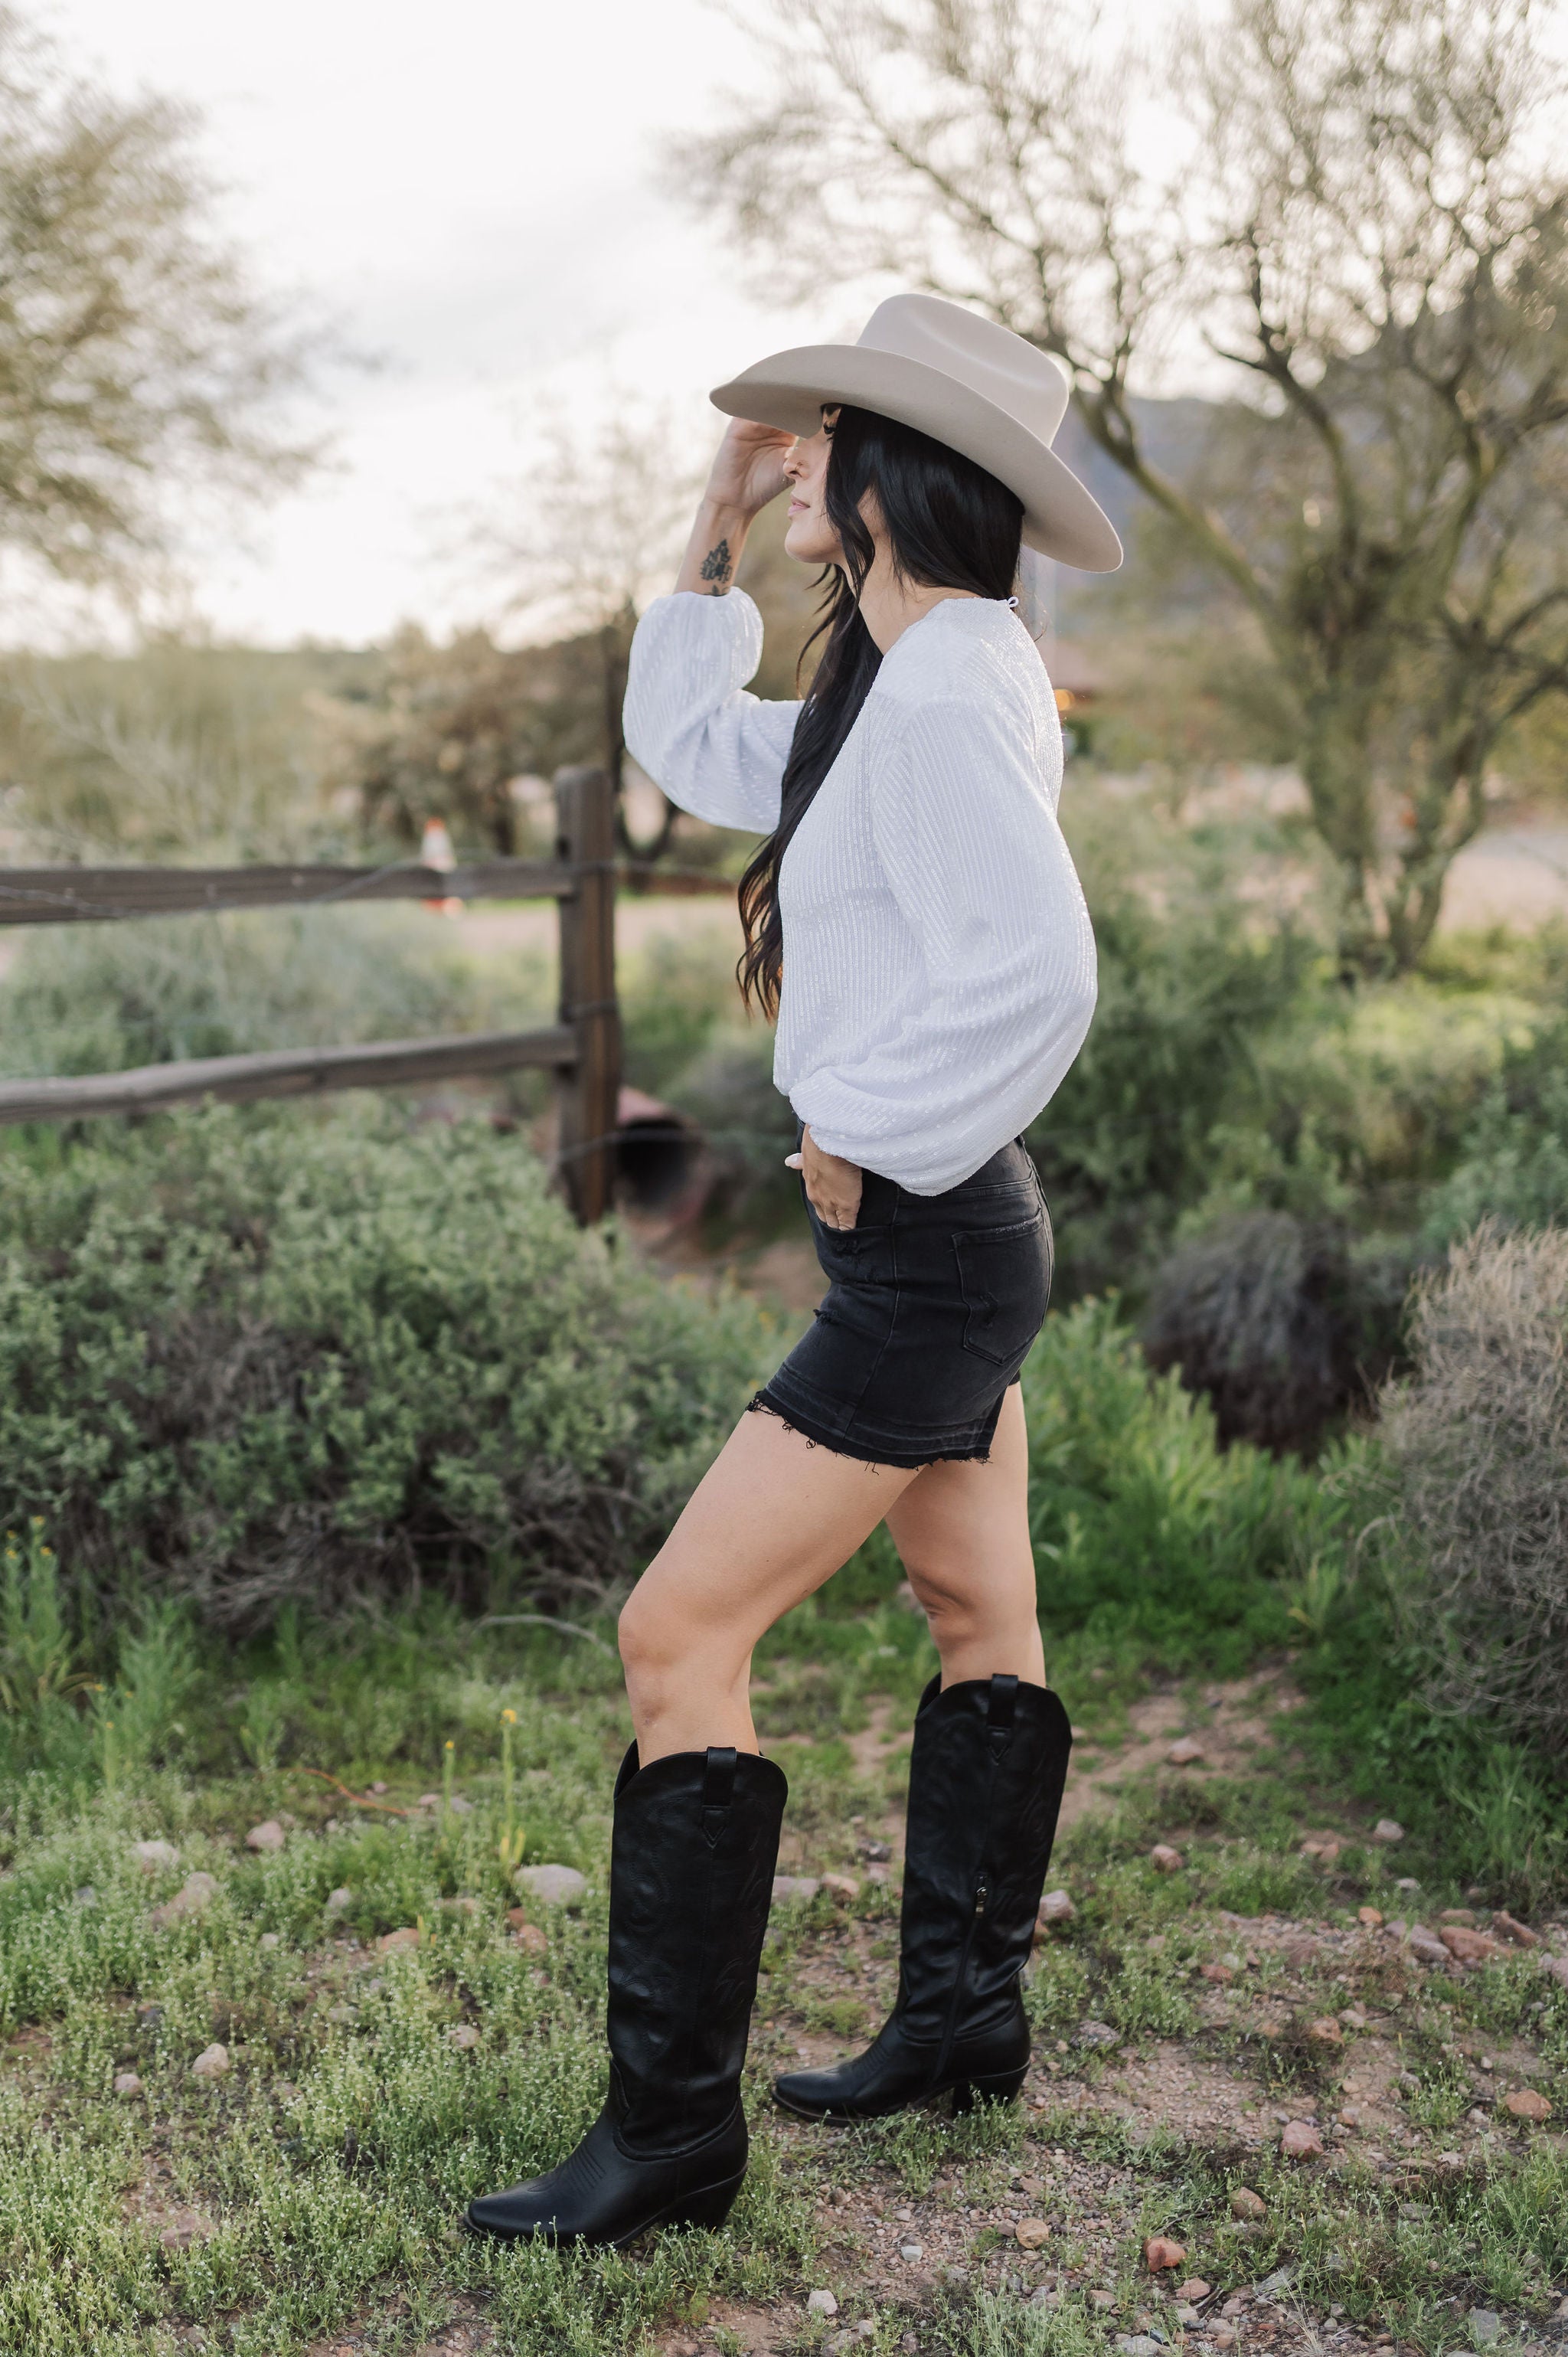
[{"xmin": 710, "ymin": 343, "xmax": 1122, "ymax": 574}]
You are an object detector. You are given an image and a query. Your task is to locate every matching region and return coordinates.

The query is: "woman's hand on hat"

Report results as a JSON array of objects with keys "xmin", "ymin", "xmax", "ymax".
[
  {"xmin": 704, "ymin": 417, "xmax": 795, "ymax": 520},
  {"xmin": 675, "ymin": 420, "xmax": 795, "ymax": 595},
  {"xmin": 785, "ymin": 1126, "xmax": 863, "ymax": 1231}
]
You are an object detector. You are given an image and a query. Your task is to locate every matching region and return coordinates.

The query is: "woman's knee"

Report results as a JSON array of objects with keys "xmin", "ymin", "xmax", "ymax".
[
  {"xmin": 617, "ymin": 1571, "xmax": 728, "ymax": 1700},
  {"xmin": 616, "ymin": 1582, "xmax": 671, "ymax": 1686},
  {"xmin": 906, "ymin": 1558, "xmax": 1035, "ymax": 1646}
]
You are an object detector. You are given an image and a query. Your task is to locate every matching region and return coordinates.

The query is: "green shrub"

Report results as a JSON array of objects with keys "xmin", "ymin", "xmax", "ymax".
[
  {"xmin": 618, "ymin": 926, "xmax": 747, "ymax": 1100},
  {"xmin": 0, "ymin": 1105, "xmax": 772, "ymax": 1627},
  {"xmin": 1024, "ymin": 872, "xmax": 1312, "ymax": 1294},
  {"xmin": 1184, "ymin": 976, "xmax": 1544, "ymax": 1243},
  {"xmin": 1021, "ymin": 1298, "xmax": 1357, "ymax": 1669},
  {"xmin": 1419, "ymin": 1018, "xmax": 1568, "ymax": 1247}
]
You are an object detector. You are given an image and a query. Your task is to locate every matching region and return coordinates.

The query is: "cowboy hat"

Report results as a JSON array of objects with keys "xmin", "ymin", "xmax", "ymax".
[{"xmin": 710, "ymin": 293, "xmax": 1122, "ymax": 574}]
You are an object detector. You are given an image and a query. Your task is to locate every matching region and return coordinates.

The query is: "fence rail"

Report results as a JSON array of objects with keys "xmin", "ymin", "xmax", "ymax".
[
  {"xmin": 0, "ymin": 858, "xmax": 576, "ymax": 926},
  {"xmin": 0, "ymin": 1025, "xmax": 578, "ymax": 1128},
  {"xmin": 0, "ymin": 766, "xmax": 722, "ymax": 1223}
]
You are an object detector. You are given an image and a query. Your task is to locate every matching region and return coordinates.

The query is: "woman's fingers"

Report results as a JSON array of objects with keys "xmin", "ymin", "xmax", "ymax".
[
  {"xmin": 709, "ymin": 418, "xmax": 793, "ymax": 512},
  {"xmin": 808, "ymin": 1188, "xmax": 863, "ymax": 1229},
  {"xmin": 795, "ymin": 1126, "xmax": 864, "ymax": 1226}
]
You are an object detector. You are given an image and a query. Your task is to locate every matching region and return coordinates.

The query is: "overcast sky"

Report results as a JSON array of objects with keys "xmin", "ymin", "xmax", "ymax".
[{"xmin": 39, "ymin": 0, "xmax": 823, "ymax": 648}]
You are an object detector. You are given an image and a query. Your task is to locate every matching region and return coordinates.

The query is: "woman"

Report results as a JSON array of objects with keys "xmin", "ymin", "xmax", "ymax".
[{"xmin": 467, "ymin": 294, "xmax": 1121, "ymax": 2251}]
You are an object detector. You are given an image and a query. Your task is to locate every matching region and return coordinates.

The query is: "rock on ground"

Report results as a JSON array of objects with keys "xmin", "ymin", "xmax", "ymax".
[
  {"xmin": 514, "ymin": 1864, "xmax": 586, "ymax": 1906},
  {"xmin": 149, "ymin": 1872, "xmax": 219, "ymax": 1929}
]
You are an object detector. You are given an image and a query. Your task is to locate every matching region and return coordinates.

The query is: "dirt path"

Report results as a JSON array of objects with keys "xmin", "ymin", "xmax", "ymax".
[{"xmin": 1057, "ymin": 1673, "xmax": 1300, "ymax": 1833}]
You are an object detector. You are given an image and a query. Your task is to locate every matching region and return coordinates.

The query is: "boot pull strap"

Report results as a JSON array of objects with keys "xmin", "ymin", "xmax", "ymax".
[
  {"xmin": 986, "ymin": 1672, "xmax": 1019, "ymax": 1758},
  {"xmin": 987, "ymin": 1673, "xmax": 1019, "ymax": 1727},
  {"xmin": 701, "ymin": 1745, "xmax": 738, "ymax": 1845}
]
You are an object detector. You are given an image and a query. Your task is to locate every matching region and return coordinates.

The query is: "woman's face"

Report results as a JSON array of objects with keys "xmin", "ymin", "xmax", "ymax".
[{"xmin": 782, "ymin": 408, "xmax": 843, "ymax": 567}]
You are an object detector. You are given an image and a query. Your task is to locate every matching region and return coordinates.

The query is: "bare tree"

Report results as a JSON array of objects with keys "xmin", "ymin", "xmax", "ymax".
[
  {"xmin": 678, "ymin": 0, "xmax": 1568, "ymax": 972},
  {"xmin": 473, "ymin": 399, "xmax": 709, "ymax": 860},
  {"xmin": 0, "ymin": 10, "xmax": 322, "ymax": 606}
]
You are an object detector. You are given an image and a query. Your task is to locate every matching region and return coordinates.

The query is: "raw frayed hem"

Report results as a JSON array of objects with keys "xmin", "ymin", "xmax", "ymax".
[
  {"xmin": 746, "ymin": 1394, "xmax": 825, "ymax": 1452},
  {"xmin": 744, "ymin": 1393, "xmax": 994, "ymax": 1471}
]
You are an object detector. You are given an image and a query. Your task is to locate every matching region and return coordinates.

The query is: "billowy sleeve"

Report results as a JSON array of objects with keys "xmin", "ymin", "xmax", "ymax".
[
  {"xmin": 787, "ymin": 693, "xmax": 1097, "ymax": 1195},
  {"xmin": 622, "ymin": 590, "xmax": 799, "ymax": 833}
]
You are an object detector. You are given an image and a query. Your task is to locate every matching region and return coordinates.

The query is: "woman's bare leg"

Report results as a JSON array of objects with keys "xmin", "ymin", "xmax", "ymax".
[
  {"xmin": 881, "ymin": 1384, "xmax": 1045, "ymax": 1688},
  {"xmin": 619, "ymin": 1408, "xmax": 923, "ymax": 1763}
]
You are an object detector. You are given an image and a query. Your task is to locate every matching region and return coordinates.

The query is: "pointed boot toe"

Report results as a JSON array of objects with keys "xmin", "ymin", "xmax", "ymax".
[
  {"xmin": 464, "ymin": 2103, "xmax": 747, "ymax": 2247},
  {"xmin": 773, "ymin": 2061, "xmax": 851, "ymax": 2120},
  {"xmin": 464, "ymin": 2185, "xmax": 546, "ymax": 2241}
]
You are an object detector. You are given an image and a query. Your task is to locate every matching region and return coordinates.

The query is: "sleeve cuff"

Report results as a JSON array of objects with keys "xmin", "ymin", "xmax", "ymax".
[{"xmin": 635, "ymin": 588, "xmax": 764, "ymax": 693}]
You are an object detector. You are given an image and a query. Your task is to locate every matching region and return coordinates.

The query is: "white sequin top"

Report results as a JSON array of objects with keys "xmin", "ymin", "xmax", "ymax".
[{"xmin": 622, "ymin": 588, "xmax": 1097, "ymax": 1195}]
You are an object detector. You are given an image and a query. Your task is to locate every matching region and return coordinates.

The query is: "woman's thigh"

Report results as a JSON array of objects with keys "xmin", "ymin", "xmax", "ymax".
[
  {"xmin": 621, "ymin": 1401, "xmax": 923, "ymax": 1675},
  {"xmin": 880, "ymin": 1382, "xmax": 1034, "ymax": 1613}
]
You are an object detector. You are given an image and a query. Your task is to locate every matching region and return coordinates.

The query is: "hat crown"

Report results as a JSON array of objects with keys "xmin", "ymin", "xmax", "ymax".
[{"xmin": 857, "ymin": 295, "xmax": 1069, "ymax": 442}]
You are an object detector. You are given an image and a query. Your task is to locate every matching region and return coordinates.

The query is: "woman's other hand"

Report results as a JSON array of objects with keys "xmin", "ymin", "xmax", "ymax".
[{"xmin": 785, "ymin": 1126, "xmax": 864, "ymax": 1229}]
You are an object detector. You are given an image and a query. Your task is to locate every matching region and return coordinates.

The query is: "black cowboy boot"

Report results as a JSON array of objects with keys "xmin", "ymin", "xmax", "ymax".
[
  {"xmin": 466, "ymin": 1741, "xmax": 787, "ymax": 2246},
  {"xmin": 773, "ymin": 1673, "xmax": 1069, "ymax": 2122}
]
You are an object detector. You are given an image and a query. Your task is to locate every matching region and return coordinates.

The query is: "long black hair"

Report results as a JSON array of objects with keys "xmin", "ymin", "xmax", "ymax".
[{"xmin": 737, "ymin": 404, "xmax": 1024, "ymax": 1019}]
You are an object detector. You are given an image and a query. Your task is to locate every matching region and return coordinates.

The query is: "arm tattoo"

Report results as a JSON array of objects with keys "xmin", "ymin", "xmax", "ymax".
[{"xmin": 698, "ymin": 538, "xmax": 732, "ymax": 592}]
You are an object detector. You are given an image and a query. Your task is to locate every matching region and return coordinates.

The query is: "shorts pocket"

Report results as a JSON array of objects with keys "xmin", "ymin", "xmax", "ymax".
[{"xmin": 954, "ymin": 1211, "xmax": 1051, "ymax": 1368}]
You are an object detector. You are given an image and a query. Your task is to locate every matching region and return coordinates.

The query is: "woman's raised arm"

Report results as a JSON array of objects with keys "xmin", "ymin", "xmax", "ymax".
[
  {"xmin": 624, "ymin": 420, "xmax": 804, "ymax": 835},
  {"xmin": 672, "ymin": 419, "xmax": 795, "ymax": 596}
]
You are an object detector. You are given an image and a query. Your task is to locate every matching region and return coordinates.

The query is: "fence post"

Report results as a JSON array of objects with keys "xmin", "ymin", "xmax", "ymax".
[{"xmin": 554, "ymin": 765, "xmax": 621, "ymax": 1224}]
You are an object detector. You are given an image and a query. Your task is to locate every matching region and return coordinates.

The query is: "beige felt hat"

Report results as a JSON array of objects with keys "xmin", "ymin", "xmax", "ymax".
[{"xmin": 710, "ymin": 293, "xmax": 1122, "ymax": 574}]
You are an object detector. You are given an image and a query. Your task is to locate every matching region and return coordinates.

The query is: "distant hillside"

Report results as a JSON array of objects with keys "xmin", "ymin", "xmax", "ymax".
[
  {"xmin": 1057, "ymin": 397, "xmax": 1217, "ymax": 546},
  {"xmin": 1053, "ymin": 394, "xmax": 1223, "ymax": 628}
]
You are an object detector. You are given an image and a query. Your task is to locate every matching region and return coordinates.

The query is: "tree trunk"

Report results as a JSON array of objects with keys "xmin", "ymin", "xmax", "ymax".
[
  {"xmin": 1380, "ymin": 725, "xmax": 1493, "ymax": 973},
  {"xmin": 1298, "ymin": 703, "xmax": 1388, "ymax": 979}
]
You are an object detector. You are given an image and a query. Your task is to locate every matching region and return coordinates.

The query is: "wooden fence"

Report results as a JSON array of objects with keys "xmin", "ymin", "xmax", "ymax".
[{"xmin": 0, "ymin": 767, "xmax": 727, "ymax": 1224}]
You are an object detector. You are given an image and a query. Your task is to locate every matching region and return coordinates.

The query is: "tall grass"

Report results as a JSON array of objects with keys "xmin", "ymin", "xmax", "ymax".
[{"xmin": 1021, "ymin": 1298, "xmax": 1356, "ymax": 1672}]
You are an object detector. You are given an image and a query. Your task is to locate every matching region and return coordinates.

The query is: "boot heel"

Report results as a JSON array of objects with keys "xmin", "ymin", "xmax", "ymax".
[
  {"xmin": 675, "ymin": 2172, "xmax": 746, "ymax": 2232},
  {"xmin": 951, "ymin": 2067, "xmax": 1027, "ymax": 2113}
]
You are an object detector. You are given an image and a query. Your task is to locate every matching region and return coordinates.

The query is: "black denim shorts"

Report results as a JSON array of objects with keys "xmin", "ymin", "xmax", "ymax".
[{"xmin": 748, "ymin": 1128, "xmax": 1054, "ymax": 1468}]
